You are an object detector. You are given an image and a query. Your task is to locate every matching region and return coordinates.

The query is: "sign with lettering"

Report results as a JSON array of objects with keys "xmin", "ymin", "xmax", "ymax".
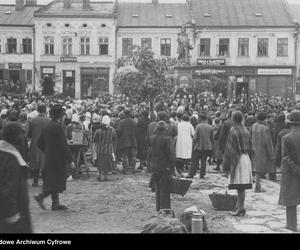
[
  {"xmin": 193, "ymin": 68, "xmax": 227, "ymax": 75},
  {"xmin": 257, "ymin": 68, "xmax": 292, "ymax": 75},
  {"xmin": 8, "ymin": 63, "xmax": 22, "ymax": 70},
  {"xmin": 42, "ymin": 67, "xmax": 54, "ymax": 74},
  {"xmin": 197, "ymin": 58, "xmax": 225, "ymax": 66},
  {"xmin": 60, "ymin": 57, "xmax": 77, "ymax": 63}
]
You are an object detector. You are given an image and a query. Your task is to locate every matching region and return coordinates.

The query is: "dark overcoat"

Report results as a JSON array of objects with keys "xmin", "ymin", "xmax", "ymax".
[
  {"xmin": 116, "ymin": 118, "xmax": 137, "ymax": 150},
  {"xmin": 38, "ymin": 120, "xmax": 73, "ymax": 193},
  {"xmin": 0, "ymin": 152, "xmax": 32, "ymax": 233},
  {"xmin": 26, "ymin": 114, "xmax": 50, "ymax": 170},
  {"xmin": 279, "ymin": 127, "xmax": 300, "ymax": 207},
  {"xmin": 136, "ymin": 118, "xmax": 150, "ymax": 160}
]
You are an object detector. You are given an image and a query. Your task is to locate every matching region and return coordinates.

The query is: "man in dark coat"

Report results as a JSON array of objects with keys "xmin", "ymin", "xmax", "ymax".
[
  {"xmin": 26, "ymin": 103, "xmax": 50, "ymax": 187},
  {"xmin": 136, "ymin": 111, "xmax": 150, "ymax": 170},
  {"xmin": 0, "ymin": 122, "xmax": 32, "ymax": 233},
  {"xmin": 279, "ymin": 111, "xmax": 300, "ymax": 232},
  {"xmin": 34, "ymin": 104, "xmax": 74, "ymax": 211},
  {"xmin": 218, "ymin": 110, "xmax": 234, "ymax": 155},
  {"xmin": 117, "ymin": 109, "xmax": 138, "ymax": 174},
  {"xmin": 150, "ymin": 121, "xmax": 178, "ymax": 211}
]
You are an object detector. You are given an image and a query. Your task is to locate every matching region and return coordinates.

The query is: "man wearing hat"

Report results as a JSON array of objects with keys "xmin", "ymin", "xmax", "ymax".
[{"xmin": 279, "ymin": 110, "xmax": 300, "ymax": 231}]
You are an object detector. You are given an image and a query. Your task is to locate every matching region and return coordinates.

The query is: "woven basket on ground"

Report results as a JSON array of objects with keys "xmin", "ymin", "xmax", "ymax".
[
  {"xmin": 209, "ymin": 192, "xmax": 237, "ymax": 211},
  {"xmin": 170, "ymin": 178, "xmax": 192, "ymax": 197}
]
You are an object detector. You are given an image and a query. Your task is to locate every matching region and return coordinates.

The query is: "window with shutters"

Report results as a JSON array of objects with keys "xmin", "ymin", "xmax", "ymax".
[
  {"xmin": 277, "ymin": 38, "xmax": 288, "ymax": 57},
  {"xmin": 80, "ymin": 37, "xmax": 90, "ymax": 55},
  {"xmin": 238, "ymin": 38, "xmax": 249, "ymax": 57},
  {"xmin": 218, "ymin": 38, "xmax": 230, "ymax": 56},
  {"xmin": 22, "ymin": 38, "xmax": 32, "ymax": 54},
  {"xmin": 141, "ymin": 38, "xmax": 152, "ymax": 49},
  {"xmin": 199, "ymin": 38, "xmax": 210, "ymax": 56},
  {"xmin": 7, "ymin": 38, "xmax": 17, "ymax": 54},
  {"xmin": 122, "ymin": 38, "xmax": 133, "ymax": 56},
  {"xmin": 44, "ymin": 36, "xmax": 54, "ymax": 55},
  {"xmin": 161, "ymin": 38, "xmax": 171, "ymax": 56},
  {"xmin": 257, "ymin": 38, "xmax": 268, "ymax": 57},
  {"xmin": 62, "ymin": 37, "xmax": 72, "ymax": 55},
  {"xmin": 99, "ymin": 37, "xmax": 109, "ymax": 55}
]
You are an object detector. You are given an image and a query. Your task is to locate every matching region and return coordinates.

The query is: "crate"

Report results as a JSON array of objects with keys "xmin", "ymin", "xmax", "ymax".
[
  {"xmin": 209, "ymin": 192, "xmax": 237, "ymax": 211},
  {"xmin": 170, "ymin": 178, "xmax": 192, "ymax": 197},
  {"xmin": 72, "ymin": 130, "xmax": 85, "ymax": 144}
]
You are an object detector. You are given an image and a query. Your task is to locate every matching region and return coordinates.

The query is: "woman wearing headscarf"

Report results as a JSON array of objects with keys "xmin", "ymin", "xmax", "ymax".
[
  {"xmin": 0, "ymin": 122, "xmax": 32, "ymax": 233},
  {"xmin": 93, "ymin": 115, "xmax": 117, "ymax": 182},
  {"xmin": 223, "ymin": 111, "xmax": 254, "ymax": 216}
]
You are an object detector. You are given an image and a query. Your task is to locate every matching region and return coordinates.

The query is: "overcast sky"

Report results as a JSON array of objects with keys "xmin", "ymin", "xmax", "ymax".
[{"xmin": 0, "ymin": 0, "xmax": 299, "ymax": 4}]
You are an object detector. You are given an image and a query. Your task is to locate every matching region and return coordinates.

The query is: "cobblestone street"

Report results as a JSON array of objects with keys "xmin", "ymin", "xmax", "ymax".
[{"xmin": 28, "ymin": 164, "xmax": 299, "ymax": 233}]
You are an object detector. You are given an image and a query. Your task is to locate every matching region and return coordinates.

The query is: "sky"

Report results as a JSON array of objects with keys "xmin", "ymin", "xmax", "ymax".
[{"xmin": 0, "ymin": 0, "xmax": 299, "ymax": 4}]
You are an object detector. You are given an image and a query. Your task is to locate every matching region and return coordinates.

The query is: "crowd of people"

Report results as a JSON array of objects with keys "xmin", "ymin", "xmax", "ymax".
[{"xmin": 1, "ymin": 89, "xmax": 300, "ymax": 233}]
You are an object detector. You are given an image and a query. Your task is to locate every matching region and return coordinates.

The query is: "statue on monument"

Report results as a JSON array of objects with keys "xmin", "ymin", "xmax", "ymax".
[{"xmin": 177, "ymin": 24, "xmax": 193, "ymax": 61}]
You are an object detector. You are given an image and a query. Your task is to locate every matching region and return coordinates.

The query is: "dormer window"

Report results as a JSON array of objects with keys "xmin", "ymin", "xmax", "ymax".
[
  {"xmin": 65, "ymin": 23, "xmax": 70, "ymax": 27},
  {"xmin": 83, "ymin": 23, "xmax": 87, "ymax": 27},
  {"xmin": 101, "ymin": 24, "xmax": 106, "ymax": 28},
  {"xmin": 47, "ymin": 23, "xmax": 52, "ymax": 27}
]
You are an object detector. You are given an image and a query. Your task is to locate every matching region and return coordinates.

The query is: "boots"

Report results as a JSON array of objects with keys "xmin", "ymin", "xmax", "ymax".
[
  {"xmin": 51, "ymin": 193, "xmax": 68, "ymax": 211},
  {"xmin": 34, "ymin": 193, "xmax": 46, "ymax": 210},
  {"xmin": 286, "ymin": 206, "xmax": 297, "ymax": 232}
]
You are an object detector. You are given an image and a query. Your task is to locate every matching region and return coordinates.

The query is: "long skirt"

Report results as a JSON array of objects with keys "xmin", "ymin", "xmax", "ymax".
[
  {"xmin": 228, "ymin": 154, "xmax": 253, "ymax": 190},
  {"xmin": 96, "ymin": 154, "xmax": 114, "ymax": 174}
]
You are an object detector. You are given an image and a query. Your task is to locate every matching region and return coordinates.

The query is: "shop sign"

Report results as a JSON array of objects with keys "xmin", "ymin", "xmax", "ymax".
[
  {"xmin": 193, "ymin": 68, "xmax": 227, "ymax": 75},
  {"xmin": 60, "ymin": 57, "xmax": 77, "ymax": 63},
  {"xmin": 8, "ymin": 63, "xmax": 22, "ymax": 70},
  {"xmin": 197, "ymin": 58, "xmax": 225, "ymax": 66},
  {"xmin": 42, "ymin": 68, "xmax": 54, "ymax": 74},
  {"xmin": 257, "ymin": 68, "xmax": 292, "ymax": 75}
]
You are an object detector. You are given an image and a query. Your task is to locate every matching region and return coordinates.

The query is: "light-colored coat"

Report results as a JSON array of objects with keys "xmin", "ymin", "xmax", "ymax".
[
  {"xmin": 176, "ymin": 121, "xmax": 194, "ymax": 159},
  {"xmin": 251, "ymin": 121, "xmax": 275, "ymax": 173}
]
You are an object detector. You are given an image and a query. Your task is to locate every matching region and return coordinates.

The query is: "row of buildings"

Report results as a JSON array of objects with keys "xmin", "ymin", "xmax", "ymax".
[{"xmin": 0, "ymin": 0, "xmax": 300, "ymax": 100}]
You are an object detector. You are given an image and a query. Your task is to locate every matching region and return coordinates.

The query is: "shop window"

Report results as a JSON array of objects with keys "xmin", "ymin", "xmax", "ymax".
[
  {"xmin": 62, "ymin": 37, "xmax": 72, "ymax": 55},
  {"xmin": 199, "ymin": 38, "xmax": 210, "ymax": 56},
  {"xmin": 218, "ymin": 38, "xmax": 230, "ymax": 56},
  {"xmin": 238, "ymin": 38, "xmax": 249, "ymax": 57},
  {"xmin": 141, "ymin": 38, "xmax": 152, "ymax": 49},
  {"xmin": 277, "ymin": 38, "xmax": 288, "ymax": 57},
  {"xmin": 122, "ymin": 38, "xmax": 133, "ymax": 57},
  {"xmin": 257, "ymin": 38, "xmax": 268, "ymax": 57},
  {"xmin": 160, "ymin": 38, "xmax": 171, "ymax": 56},
  {"xmin": 6, "ymin": 38, "xmax": 17, "ymax": 54},
  {"xmin": 44, "ymin": 36, "xmax": 54, "ymax": 55},
  {"xmin": 99, "ymin": 37, "xmax": 109, "ymax": 55},
  {"xmin": 22, "ymin": 38, "xmax": 32, "ymax": 54},
  {"xmin": 80, "ymin": 37, "xmax": 90, "ymax": 55}
]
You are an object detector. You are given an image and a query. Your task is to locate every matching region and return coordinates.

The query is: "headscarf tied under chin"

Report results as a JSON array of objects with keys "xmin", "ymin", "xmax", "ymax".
[{"xmin": 102, "ymin": 115, "xmax": 111, "ymax": 126}]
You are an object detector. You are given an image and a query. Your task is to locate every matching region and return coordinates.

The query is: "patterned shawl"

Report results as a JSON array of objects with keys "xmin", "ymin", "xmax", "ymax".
[{"xmin": 223, "ymin": 124, "xmax": 254, "ymax": 183}]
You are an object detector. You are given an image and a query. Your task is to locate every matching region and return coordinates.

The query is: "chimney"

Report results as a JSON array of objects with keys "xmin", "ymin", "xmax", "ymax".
[
  {"xmin": 64, "ymin": 0, "xmax": 72, "ymax": 9},
  {"xmin": 25, "ymin": 0, "xmax": 37, "ymax": 6},
  {"xmin": 152, "ymin": 0, "xmax": 159, "ymax": 4},
  {"xmin": 82, "ymin": 0, "xmax": 90, "ymax": 10},
  {"xmin": 16, "ymin": 0, "xmax": 25, "ymax": 10}
]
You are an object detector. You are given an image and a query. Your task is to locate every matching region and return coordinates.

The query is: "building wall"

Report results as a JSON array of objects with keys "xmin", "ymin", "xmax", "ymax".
[
  {"xmin": 0, "ymin": 26, "xmax": 34, "ymax": 91},
  {"xmin": 117, "ymin": 27, "xmax": 295, "ymax": 67},
  {"xmin": 35, "ymin": 17, "xmax": 116, "ymax": 98}
]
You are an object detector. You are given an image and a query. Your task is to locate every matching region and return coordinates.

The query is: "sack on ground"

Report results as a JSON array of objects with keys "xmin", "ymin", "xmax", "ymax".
[{"xmin": 141, "ymin": 210, "xmax": 187, "ymax": 233}]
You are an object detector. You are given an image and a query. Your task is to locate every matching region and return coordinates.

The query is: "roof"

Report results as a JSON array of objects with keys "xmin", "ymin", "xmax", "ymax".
[
  {"xmin": 190, "ymin": 0, "xmax": 294, "ymax": 27},
  {"xmin": 35, "ymin": 1, "xmax": 116, "ymax": 18},
  {"xmin": 288, "ymin": 4, "xmax": 300, "ymax": 23},
  {"xmin": 117, "ymin": 2, "xmax": 190, "ymax": 28},
  {"xmin": 0, "ymin": 5, "xmax": 41, "ymax": 26}
]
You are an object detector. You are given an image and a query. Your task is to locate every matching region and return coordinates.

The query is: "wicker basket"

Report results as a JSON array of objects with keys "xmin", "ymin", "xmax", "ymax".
[
  {"xmin": 170, "ymin": 178, "xmax": 192, "ymax": 197},
  {"xmin": 209, "ymin": 192, "xmax": 237, "ymax": 211}
]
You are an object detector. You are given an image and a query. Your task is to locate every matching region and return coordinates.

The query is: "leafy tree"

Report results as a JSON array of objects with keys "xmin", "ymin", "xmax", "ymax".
[{"xmin": 113, "ymin": 45, "xmax": 176, "ymax": 104}]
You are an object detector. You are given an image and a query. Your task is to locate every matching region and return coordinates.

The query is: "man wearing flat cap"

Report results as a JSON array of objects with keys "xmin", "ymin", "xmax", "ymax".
[{"xmin": 279, "ymin": 110, "xmax": 300, "ymax": 231}]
